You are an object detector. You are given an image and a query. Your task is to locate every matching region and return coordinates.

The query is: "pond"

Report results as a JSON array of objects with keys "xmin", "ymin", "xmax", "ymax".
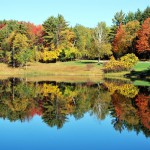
[{"xmin": 0, "ymin": 78, "xmax": 150, "ymax": 150}]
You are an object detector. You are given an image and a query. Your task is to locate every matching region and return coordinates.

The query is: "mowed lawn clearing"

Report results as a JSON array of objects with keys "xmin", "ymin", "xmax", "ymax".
[{"xmin": 134, "ymin": 61, "xmax": 150, "ymax": 71}]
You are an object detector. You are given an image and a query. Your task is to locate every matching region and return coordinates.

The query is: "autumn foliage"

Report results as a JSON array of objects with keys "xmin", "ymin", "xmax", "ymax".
[
  {"xmin": 103, "ymin": 53, "xmax": 139, "ymax": 73},
  {"xmin": 0, "ymin": 7, "xmax": 149, "ymax": 67},
  {"xmin": 113, "ymin": 24, "xmax": 126, "ymax": 57},
  {"xmin": 136, "ymin": 18, "xmax": 150, "ymax": 53},
  {"xmin": 0, "ymin": 23, "xmax": 5, "ymax": 29},
  {"xmin": 26, "ymin": 22, "xmax": 43, "ymax": 45}
]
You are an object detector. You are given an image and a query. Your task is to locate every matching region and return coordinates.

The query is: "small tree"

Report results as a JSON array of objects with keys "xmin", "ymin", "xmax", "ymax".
[{"xmin": 15, "ymin": 49, "xmax": 33, "ymax": 68}]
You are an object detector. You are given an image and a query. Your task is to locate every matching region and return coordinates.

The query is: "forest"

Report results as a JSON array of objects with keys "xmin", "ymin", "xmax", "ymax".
[{"xmin": 0, "ymin": 6, "xmax": 150, "ymax": 68}]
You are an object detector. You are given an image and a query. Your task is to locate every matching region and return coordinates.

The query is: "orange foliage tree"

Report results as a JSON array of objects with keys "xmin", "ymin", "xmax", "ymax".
[
  {"xmin": 113, "ymin": 24, "xmax": 126, "ymax": 57},
  {"xmin": 136, "ymin": 18, "xmax": 150, "ymax": 53},
  {"xmin": 113, "ymin": 21, "xmax": 140, "ymax": 58}
]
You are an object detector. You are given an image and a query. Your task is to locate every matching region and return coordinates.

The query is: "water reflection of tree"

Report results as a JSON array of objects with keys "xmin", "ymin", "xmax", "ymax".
[
  {"xmin": 0, "ymin": 78, "xmax": 39, "ymax": 121},
  {"xmin": 0, "ymin": 78, "xmax": 150, "ymax": 137},
  {"xmin": 136, "ymin": 94, "xmax": 150, "ymax": 137},
  {"xmin": 111, "ymin": 92, "xmax": 139, "ymax": 132},
  {"xmin": 42, "ymin": 97, "xmax": 67, "ymax": 129},
  {"xmin": 105, "ymin": 79, "xmax": 150, "ymax": 137},
  {"xmin": 91, "ymin": 84, "xmax": 111, "ymax": 120}
]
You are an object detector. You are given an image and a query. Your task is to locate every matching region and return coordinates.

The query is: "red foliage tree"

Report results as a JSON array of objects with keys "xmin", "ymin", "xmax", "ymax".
[
  {"xmin": 26, "ymin": 23, "xmax": 43, "ymax": 45},
  {"xmin": 136, "ymin": 18, "xmax": 150, "ymax": 53},
  {"xmin": 0, "ymin": 23, "xmax": 5, "ymax": 29}
]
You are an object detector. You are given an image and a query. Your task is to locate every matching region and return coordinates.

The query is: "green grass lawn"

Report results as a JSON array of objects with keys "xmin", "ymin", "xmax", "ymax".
[
  {"xmin": 134, "ymin": 61, "xmax": 150, "ymax": 71},
  {"xmin": 61, "ymin": 60, "xmax": 99, "ymax": 66}
]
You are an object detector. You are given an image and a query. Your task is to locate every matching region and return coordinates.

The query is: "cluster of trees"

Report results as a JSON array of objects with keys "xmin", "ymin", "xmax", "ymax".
[
  {"xmin": 0, "ymin": 78, "xmax": 150, "ymax": 136},
  {"xmin": 0, "ymin": 6, "xmax": 149, "ymax": 67}
]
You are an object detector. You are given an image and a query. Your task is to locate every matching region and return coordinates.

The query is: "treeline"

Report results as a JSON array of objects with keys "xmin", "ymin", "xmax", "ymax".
[{"xmin": 0, "ymin": 6, "xmax": 149, "ymax": 67}]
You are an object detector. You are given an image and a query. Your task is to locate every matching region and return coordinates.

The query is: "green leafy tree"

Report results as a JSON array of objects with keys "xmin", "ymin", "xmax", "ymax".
[
  {"xmin": 112, "ymin": 10, "xmax": 125, "ymax": 26},
  {"xmin": 12, "ymin": 33, "xmax": 31, "ymax": 67},
  {"xmin": 108, "ymin": 25, "xmax": 118, "ymax": 43},
  {"xmin": 42, "ymin": 14, "xmax": 74, "ymax": 62},
  {"xmin": 64, "ymin": 47, "xmax": 79, "ymax": 61},
  {"xmin": 142, "ymin": 6, "xmax": 150, "ymax": 22},
  {"xmin": 124, "ymin": 12, "xmax": 135, "ymax": 24},
  {"xmin": 73, "ymin": 25, "xmax": 92, "ymax": 58},
  {"xmin": 92, "ymin": 22, "xmax": 112, "ymax": 62},
  {"xmin": 0, "ymin": 21, "xmax": 28, "ymax": 64},
  {"xmin": 135, "ymin": 9, "xmax": 143, "ymax": 24},
  {"xmin": 43, "ymin": 14, "xmax": 68, "ymax": 49}
]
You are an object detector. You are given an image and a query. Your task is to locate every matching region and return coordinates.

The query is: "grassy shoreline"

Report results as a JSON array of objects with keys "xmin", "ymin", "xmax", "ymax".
[
  {"xmin": 0, "ymin": 61, "xmax": 149, "ymax": 81},
  {"xmin": 0, "ymin": 61, "xmax": 103, "ymax": 75}
]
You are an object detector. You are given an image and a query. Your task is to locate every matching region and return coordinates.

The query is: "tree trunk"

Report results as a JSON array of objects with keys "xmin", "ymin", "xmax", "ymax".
[
  {"xmin": 12, "ymin": 47, "xmax": 15, "ymax": 68},
  {"xmin": 98, "ymin": 57, "xmax": 101, "ymax": 64}
]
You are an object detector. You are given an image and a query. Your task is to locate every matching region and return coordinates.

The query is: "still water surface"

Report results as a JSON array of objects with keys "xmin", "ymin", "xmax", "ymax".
[{"xmin": 0, "ymin": 78, "xmax": 149, "ymax": 150}]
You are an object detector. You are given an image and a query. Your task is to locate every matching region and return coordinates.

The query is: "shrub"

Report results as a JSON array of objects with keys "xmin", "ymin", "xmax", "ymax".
[
  {"xmin": 103, "ymin": 53, "xmax": 139, "ymax": 73},
  {"xmin": 103, "ymin": 56, "xmax": 126, "ymax": 73},
  {"xmin": 120, "ymin": 53, "xmax": 139, "ymax": 70}
]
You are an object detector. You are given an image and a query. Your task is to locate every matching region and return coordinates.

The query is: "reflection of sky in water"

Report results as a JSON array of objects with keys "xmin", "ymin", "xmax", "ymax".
[{"xmin": 0, "ymin": 113, "xmax": 149, "ymax": 150}]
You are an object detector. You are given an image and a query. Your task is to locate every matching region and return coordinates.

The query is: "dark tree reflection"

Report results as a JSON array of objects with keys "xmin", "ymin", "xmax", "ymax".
[{"xmin": 0, "ymin": 78, "xmax": 149, "ymax": 137}]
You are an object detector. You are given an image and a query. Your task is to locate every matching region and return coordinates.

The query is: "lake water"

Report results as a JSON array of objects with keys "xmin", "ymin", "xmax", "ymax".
[{"xmin": 0, "ymin": 78, "xmax": 150, "ymax": 150}]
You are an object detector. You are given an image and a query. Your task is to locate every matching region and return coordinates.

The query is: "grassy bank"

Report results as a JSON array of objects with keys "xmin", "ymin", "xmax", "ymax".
[
  {"xmin": 134, "ymin": 61, "xmax": 150, "ymax": 71},
  {"xmin": 0, "ymin": 60, "xmax": 103, "ymax": 77},
  {"xmin": 0, "ymin": 60, "xmax": 149, "ymax": 82}
]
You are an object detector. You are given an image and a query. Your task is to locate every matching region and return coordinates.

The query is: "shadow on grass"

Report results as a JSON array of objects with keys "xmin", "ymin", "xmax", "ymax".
[{"xmin": 125, "ymin": 69, "xmax": 150, "ymax": 81}]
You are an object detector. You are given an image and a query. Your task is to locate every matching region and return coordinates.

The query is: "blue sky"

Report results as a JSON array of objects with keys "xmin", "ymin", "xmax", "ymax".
[{"xmin": 0, "ymin": 0, "xmax": 149, "ymax": 27}]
